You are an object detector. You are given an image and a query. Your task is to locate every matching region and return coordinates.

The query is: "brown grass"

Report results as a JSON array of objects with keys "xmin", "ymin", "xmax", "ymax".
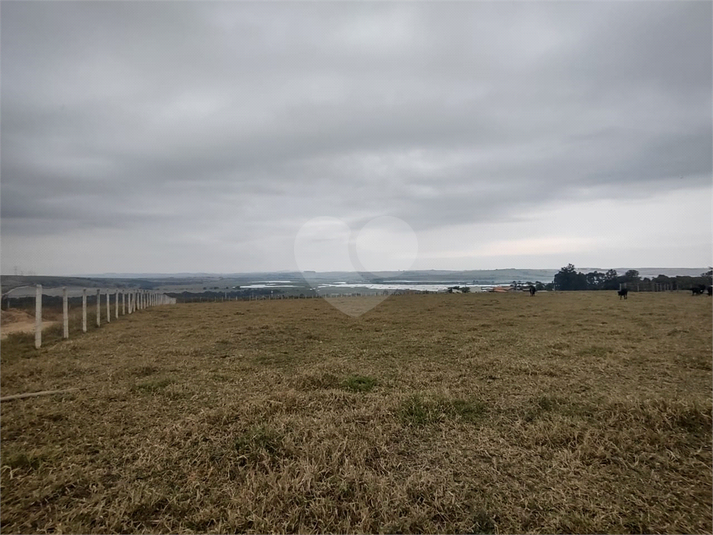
[{"xmin": 1, "ymin": 291, "xmax": 711, "ymax": 533}]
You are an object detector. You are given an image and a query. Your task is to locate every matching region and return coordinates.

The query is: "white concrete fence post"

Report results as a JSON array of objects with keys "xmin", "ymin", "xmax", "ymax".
[
  {"xmin": 96, "ymin": 289, "xmax": 101, "ymax": 327},
  {"xmin": 35, "ymin": 284, "xmax": 42, "ymax": 349},
  {"xmin": 122, "ymin": 291, "xmax": 125, "ymax": 315},
  {"xmin": 115, "ymin": 290, "xmax": 119, "ymax": 319},
  {"xmin": 62, "ymin": 286, "xmax": 69, "ymax": 339},
  {"xmin": 106, "ymin": 291, "xmax": 111, "ymax": 323},
  {"xmin": 82, "ymin": 288, "xmax": 87, "ymax": 333}
]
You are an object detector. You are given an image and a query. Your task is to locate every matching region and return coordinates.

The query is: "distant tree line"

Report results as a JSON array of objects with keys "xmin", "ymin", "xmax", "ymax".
[{"xmin": 552, "ymin": 264, "xmax": 713, "ymax": 291}]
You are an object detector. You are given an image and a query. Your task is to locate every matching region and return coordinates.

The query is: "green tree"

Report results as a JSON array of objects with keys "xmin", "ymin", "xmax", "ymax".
[
  {"xmin": 585, "ymin": 271, "xmax": 605, "ymax": 289},
  {"xmin": 602, "ymin": 269, "xmax": 620, "ymax": 290},
  {"xmin": 624, "ymin": 270, "xmax": 640, "ymax": 282},
  {"xmin": 554, "ymin": 264, "xmax": 588, "ymax": 291}
]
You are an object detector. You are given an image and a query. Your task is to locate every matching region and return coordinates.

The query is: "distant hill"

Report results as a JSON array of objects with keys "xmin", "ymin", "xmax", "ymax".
[
  {"xmin": 4, "ymin": 268, "xmax": 708, "ymax": 296},
  {"xmin": 579, "ymin": 267, "xmax": 709, "ymax": 278}
]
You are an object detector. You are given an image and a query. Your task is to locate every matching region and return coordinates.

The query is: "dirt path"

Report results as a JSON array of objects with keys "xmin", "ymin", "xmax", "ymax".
[{"xmin": 1, "ymin": 309, "xmax": 57, "ymax": 339}]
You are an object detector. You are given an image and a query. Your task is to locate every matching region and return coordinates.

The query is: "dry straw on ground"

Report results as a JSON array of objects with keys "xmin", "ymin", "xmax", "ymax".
[{"xmin": 1, "ymin": 291, "xmax": 711, "ymax": 533}]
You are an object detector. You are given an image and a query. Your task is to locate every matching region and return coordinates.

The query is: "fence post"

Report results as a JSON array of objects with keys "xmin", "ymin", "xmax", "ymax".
[
  {"xmin": 115, "ymin": 290, "xmax": 119, "ymax": 319},
  {"xmin": 63, "ymin": 286, "xmax": 69, "ymax": 339},
  {"xmin": 106, "ymin": 291, "xmax": 111, "ymax": 323},
  {"xmin": 35, "ymin": 284, "xmax": 42, "ymax": 349},
  {"xmin": 122, "ymin": 291, "xmax": 125, "ymax": 315},
  {"xmin": 82, "ymin": 288, "xmax": 87, "ymax": 333},
  {"xmin": 96, "ymin": 289, "xmax": 101, "ymax": 327}
]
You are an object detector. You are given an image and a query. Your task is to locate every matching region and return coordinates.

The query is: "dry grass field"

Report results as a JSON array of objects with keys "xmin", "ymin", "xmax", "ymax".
[{"xmin": 1, "ymin": 291, "xmax": 711, "ymax": 534}]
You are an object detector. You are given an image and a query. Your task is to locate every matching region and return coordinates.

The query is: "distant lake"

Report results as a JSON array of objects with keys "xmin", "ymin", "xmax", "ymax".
[{"xmin": 315, "ymin": 282, "xmax": 500, "ymax": 293}]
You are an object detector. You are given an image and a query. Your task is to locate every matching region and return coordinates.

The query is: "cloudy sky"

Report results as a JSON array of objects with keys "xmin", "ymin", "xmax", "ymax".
[{"xmin": 2, "ymin": 1, "xmax": 711, "ymax": 275}]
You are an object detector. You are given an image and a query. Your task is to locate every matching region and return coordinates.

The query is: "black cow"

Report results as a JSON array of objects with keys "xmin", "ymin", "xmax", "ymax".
[
  {"xmin": 708, "ymin": 286, "xmax": 712, "ymax": 296},
  {"xmin": 618, "ymin": 288, "xmax": 628, "ymax": 300},
  {"xmin": 691, "ymin": 285, "xmax": 706, "ymax": 296},
  {"xmin": 529, "ymin": 286, "xmax": 536, "ymax": 296}
]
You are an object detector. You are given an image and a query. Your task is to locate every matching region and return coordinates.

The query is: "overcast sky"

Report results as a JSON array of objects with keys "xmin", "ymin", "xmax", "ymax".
[{"xmin": 2, "ymin": 1, "xmax": 711, "ymax": 275}]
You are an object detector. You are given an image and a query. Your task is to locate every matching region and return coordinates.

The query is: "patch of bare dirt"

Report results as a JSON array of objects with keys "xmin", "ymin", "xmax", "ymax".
[{"xmin": 0, "ymin": 308, "xmax": 57, "ymax": 339}]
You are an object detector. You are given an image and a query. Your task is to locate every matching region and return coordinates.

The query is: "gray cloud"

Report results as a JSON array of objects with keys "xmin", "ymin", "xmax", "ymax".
[{"xmin": 2, "ymin": 1, "xmax": 711, "ymax": 273}]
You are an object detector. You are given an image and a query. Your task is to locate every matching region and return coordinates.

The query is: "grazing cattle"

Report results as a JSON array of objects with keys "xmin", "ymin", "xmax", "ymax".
[
  {"xmin": 529, "ymin": 286, "xmax": 536, "ymax": 296},
  {"xmin": 618, "ymin": 288, "xmax": 628, "ymax": 299},
  {"xmin": 691, "ymin": 285, "xmax": 706, "ymax": 296}
]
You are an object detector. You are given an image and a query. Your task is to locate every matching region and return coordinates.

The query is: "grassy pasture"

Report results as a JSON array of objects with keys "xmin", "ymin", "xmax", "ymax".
[{"xmin": 1, "ymin": 291, "xmax": 711, "ymax": 534}]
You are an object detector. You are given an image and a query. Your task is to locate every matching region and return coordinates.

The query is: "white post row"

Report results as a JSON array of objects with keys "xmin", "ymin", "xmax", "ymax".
[
  {"xmin": 82, "ymin": 288, "xmax": 87, "ymax": 333},
  {"xmin": 29, "ymin": 285, "xmax": 174, "ymax": 351},
  {"xmin": 62, "ymin": 286, "xmax": 69, "ymax": 339},
  {"xmin": 35, "ymin": 284, "xmax": 42, "ymax": 349}
]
